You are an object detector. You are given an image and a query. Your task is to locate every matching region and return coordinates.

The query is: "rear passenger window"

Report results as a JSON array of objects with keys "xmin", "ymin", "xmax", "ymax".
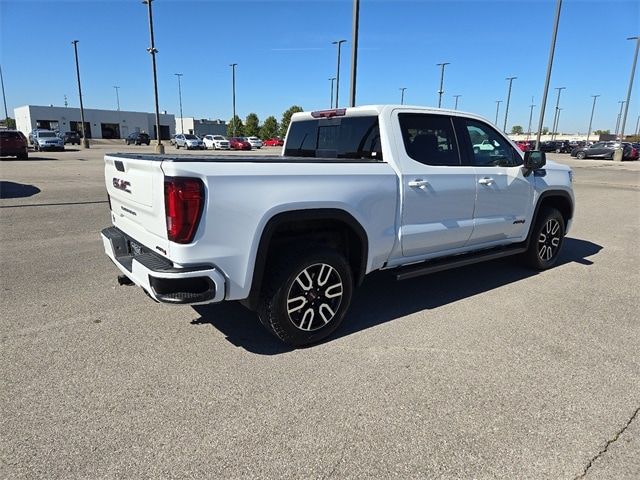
[
  {"xmin": 284, "ymin": 116, "xmax": 382, "ymax": 160},
  {"xmin": 398, "ymin": 113, "xmax": 461, "ymax": 166}
]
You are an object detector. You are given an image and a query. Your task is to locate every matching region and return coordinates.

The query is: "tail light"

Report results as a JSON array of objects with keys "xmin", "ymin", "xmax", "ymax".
[{"xmin": 164, "ymin": 177, "xmax": 204, "ymax": 244}]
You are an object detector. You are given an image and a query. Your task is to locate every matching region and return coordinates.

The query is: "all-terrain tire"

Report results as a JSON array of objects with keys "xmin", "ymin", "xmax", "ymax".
[
  {"xmin": 523, "ymin": 207, "xmax": 565, "ymax": 270},
  {"xmin": 257, "ymin": 247, "xmax": 353, "ymax": 347}
]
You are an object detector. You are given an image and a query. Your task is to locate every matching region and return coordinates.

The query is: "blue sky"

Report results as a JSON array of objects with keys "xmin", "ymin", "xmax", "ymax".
[{"xmin": 1, "ymin": 0, "xmax": 638, "ymax": 133}]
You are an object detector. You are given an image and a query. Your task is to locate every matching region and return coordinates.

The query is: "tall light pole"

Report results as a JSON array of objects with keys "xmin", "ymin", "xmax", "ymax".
[
  {"xmin": 174, "ymin": 73, "xmax": 184, "ymax": 134},
  {"xmin": 332, "ymin": 40, "xmax": 347, "ymax": 108},
  {"xmin": 329, "ymin": 77, "xmax": 336, "ymax": 108},
  {"xmin": 617, "ymin": 36, "xmax": 639, "ymax": 147},
  {"xmin": 400, "ymin": 87, "xmax": 407, "ymax": 105},
  {"xmin": 436, "ymin": 62, "xmax": 450, "ymax": 108},
  {"xmin": 113, "ymin": 86, "xmax": 120, "ymax": 111},
  {"xmin": 555, "ymin": 108, "xmax": 563, "ymax": 138},
  {"xmin": 635, "ymin": 114, "xmax": 640, "ymax": 136},
  {"xmin": 551, "ymin": 86, "xmax": 566, "ymax": 140},
  {"xmin": 527, "ymin": 97, "xmax": 535, "ymax": 140},
  {"xmin": 535, "ymin": 0, "xmax": 563, "ymax": 150},
  {"xmin": 503, "ymin": 76, "xmax": 517, "ymax": 131},
  {"xmin": 586, "ymin": 94, "xmax": 600, "ymax": 143},
  {"xmin": 230, "ymin": 63, "xmax": 237, "ymax": 136},
  {"xmin": 494, "ymin": 100, "xmax": 502, "ymax": 126},
  {"xmin": 0, "ymin": 64, "xmax": 8, "ymax": 120},
  {"xmin": 348, "ymin": 0, "xmax": 359, "ymax": 107},
  {"xmin": 143, "ymin": 0, "xmax": 164, "ymax": 153},
  {"xmin": 614, "ymin": 100, "xmax": 625, "ymax": 137},
  {"xmin": 453, "ymin": 94, "xmax": 461, "ymax": 110},
  {"xmin": 71, "ymin": 40, "xmax": 89, "ymax": 149}
]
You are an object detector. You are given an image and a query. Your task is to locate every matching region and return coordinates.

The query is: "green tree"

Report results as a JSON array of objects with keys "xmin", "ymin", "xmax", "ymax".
[
  {"xmin": 3, "ymin": 117, "xmax": 16, "ymax": 129},
  {"xmin": 510, "ymin": 125, "xmax": 524, "ymax": 135},
  {"xmin": 244, "ymin": 113, "xmax": 260, "ymax": 137},
  {"xmin": 279, "ymin": 105, "xmax": 303, "ymax": 138},
  {"xmin": 227, "ymin": 115, "xmax": 244, "ymax": 137},
  {"xmin": 259, "ymin": 116, "xmax": 278, "ymax": 140},
  {"xmin": 593, "ymin": 129, "xmax": 610, "ymax": 135},
  {"xmin": 541, "ymin": 126, "xmax": 549, "ymax": 135}
]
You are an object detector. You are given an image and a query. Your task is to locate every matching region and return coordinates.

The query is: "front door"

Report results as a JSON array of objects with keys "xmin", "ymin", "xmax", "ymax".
[
  {"xmin": 394, "ymin": 111, "xmax": 477, "ymax": 258},
  {"xmin": 457, "ymin": 118, "xmax": 534, "ymax": 245}
]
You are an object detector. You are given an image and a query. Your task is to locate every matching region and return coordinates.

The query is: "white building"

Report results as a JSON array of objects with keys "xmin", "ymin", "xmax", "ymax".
[
  {"xmin": 175, "ymin": 117, "xmax": 227, "ymax": 136},
  {"xmin": 14, "ymin": 105, "xmax": 175, "ymax": 140}
]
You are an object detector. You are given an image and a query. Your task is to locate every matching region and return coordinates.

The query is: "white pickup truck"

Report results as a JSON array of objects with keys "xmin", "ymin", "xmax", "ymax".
[{"xmin": 102, "ymin": 105, "xmax": 574, "ymax": 346}]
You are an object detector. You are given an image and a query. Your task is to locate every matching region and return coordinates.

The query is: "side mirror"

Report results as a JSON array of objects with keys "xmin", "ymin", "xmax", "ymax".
[{"xmin": 523, "ymin": 150, "xmax": 546, "ymax": 172}]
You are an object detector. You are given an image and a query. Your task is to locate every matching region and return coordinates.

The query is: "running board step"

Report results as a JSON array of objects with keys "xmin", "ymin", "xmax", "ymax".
[{"xmin": 394, "ymin": 245, "xmax": 527, "ymax": 281}]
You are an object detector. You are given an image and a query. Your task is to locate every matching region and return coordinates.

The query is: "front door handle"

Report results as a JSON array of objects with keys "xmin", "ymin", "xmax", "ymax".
[
  {"xmin": 478, "ymin": 177, "xmax": 495, "ymax": 185},
  {"xmin": 408, "ymin": 179, "xmax": 429, "ymax": 189}
]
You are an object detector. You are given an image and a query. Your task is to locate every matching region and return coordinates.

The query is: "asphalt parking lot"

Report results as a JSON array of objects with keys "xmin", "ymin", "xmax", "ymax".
[{"xmin": 1, "ymin": 143, "xmax": 639, "ymax": 479}]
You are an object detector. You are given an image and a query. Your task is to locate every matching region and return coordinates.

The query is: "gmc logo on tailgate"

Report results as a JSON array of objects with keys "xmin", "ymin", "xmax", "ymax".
[{"xmin": 113, "ymin": 178, "xmax": 131, "ymax": 193}]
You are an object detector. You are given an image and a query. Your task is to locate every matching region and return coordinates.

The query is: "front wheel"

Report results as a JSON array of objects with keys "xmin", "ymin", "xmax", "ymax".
[
  {"xmin": 576, "ymin": 151, "xmax": 586, "ymax": 159},
  {"xmin": 258, "ymin": 248, "xmax": 353, "ymax": 347},
  {"xmin": 523, "ymin": 207, "xmax": 565, "ymax": 270}
]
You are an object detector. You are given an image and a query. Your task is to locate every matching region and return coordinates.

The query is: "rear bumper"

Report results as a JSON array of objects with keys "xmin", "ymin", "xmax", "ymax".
[{"xmin": 101, "ymin": 226, "xmax": 226, "ymax": 305}]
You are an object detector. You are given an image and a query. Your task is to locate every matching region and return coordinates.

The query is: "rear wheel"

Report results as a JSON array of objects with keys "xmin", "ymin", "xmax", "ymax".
[
  {"xmin": 258, "ymin": 248, "xmax": 353, "ymax": 347},
  {"xmin": 523, "ymin": 207, "xmax": 565, "ymax": 270},
  {"xmin": 17, "ymin": 150, "xmax": 28, "ymax": 160}
]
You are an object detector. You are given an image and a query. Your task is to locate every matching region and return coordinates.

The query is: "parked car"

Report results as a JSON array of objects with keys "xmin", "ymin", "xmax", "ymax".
[
  {"xmin": 263, "ymin": 137, "xmax": 284, "ymax": 147},
  {"xmin": 62, "ymin": 131, "xmax": 81, "ymax": 145},
  {"xmin": 32, "ymin": 130, "xmax": 64, "ymax": 151},
  {"xmin": 572, "ymin": 142, "xmax": 633, "ymax": 160},
  {"xmin": 540, "ymin": 141, "xmax": 571, "ymax": 153},
  {"xmin": 102, "ymin": 105, "xmax": 574, "ymax": 347},
  {"xmin": 169, "ymin": 134, "xmax": 177, "ymax": 146},
  {"xmin": 229, "ymin": 137, "xmax": 252, "ymax": 150},
  {"xmin": 246, "ymin": 136, "xmax": 263, "ymax": 149},
  {"xmin": 125, "ymin": 132, "xmax": 150, "ymax": 146},
  {"xmin": 0, "ymin": 130, "xmax": 28, "ymax": 159},
  {"xmin": 203, "ymin": 135, "xmax": 230, "ymax": 150},
  {"xmin": 175, "ymin": 134, "xmax": 205, "ymax": 150}
]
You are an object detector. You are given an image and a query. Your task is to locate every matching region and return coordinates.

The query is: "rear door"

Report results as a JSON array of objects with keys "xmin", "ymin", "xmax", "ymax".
[
  {"xmin": 456, "ymin": 118, "xmax": 533, "ymax": 244},
  {"xmin": 393, "ymin": 111, "xmax": 477, "ymax": 257},
  {"xmin": 104, "ymin": 154, "xmax": 170, "ymax": 254}
]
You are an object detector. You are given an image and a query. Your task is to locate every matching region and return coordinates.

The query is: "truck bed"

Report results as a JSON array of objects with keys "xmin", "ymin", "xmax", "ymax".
[{"xmin": 107, "ymin": 153, "xmax": 384, "ymax": 164}]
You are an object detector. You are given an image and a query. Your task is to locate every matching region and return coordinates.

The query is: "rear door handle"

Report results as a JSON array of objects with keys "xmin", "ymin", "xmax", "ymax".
[
  {"xmin": 478, "ymin": 177, "xmax": 495, "ymax": 185},
  {"xmin": 408, "ymin": 179, "xmax": 429, "ymax": 189}
]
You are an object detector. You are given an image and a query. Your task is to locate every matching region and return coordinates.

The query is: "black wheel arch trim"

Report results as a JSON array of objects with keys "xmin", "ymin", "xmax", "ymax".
[
  {"xmin": 525, "ymin": 189, "xmax": 573, "ymax": 248},
  {"xmin": 243, "ymin": 208, "xmax": 369, "ymax": 311}
]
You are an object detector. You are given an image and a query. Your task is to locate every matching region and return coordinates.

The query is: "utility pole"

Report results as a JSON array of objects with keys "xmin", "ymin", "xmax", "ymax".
[
  {"xmin": 527, "ymin": 97, "xmax": 535, "ymax": 140},
  {"xmin": 230, "ymin": 63, "xmax": 237, "ymax": 136},
  {"xmin": 113, "ymin": 86, "xmax": 120, "ymax": 111},
  {"xmin": 332, "ymin": 40, "xmax": 346, "ymax": 108},
  {"xmin": 453, "ymin": 94, "xmax": 461, "ymax": 110},
  {"xmin": 436, "ymin": 62, "xmax": 450, "ymax": 108},
  {"xmin": 536, "ymin": 0, "xmax": 563, "ymax": 150},
  {"xmin": 586, "ymin": 94, "xmax": 600, "ymax": 143},
  {"xmin": 635, "ymin": 114, "xmax": 640, "ymax": 136},
  {"xmin": 175, "ymin": 73, "xmax": 184, "ymax": 134},
  {"xmin": 494, "ymin": 100, "xmax": 502, "ymax": 126},
  {"xmin": 143, "ymin": 0, "xmax": 164, "ymax": 153},
  {"xmin": 550, "ymin": 86, "xmax": 566, "ymax": 140},
  {"xmin": 348, "ymin": 0, "xmax": 359, "ymax": 107},
  {"xmin": 555, "ymin": 108, "xmax": 563, "ymax": 139},
  {"xmin": 0, "ymin": 64, "xmax": 7, "ymax": 120},
  {"xmin": 329, "ymin": 77, "xmax": 336, "ymax": 108},
  {"xmin": 71, "ymin": 40, "xmax": 89, "ymax": 148},
  {"xmin": 503, "ymin": 76, "xmax": 517, "ymax": 131},
  {"xmin": 400, "ymin": 87, "xmax": 407, "ymax": 105},
  {"xmin": 616, "ymin": 36, "xmax": 639, "ymax": 156}
]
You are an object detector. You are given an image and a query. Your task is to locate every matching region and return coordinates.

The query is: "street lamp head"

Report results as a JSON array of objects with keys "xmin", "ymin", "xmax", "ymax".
[
  {"xmin": 627, "ymin": 36, "xmax": 639, "ymax": 40},
  {"xmin": 437, "ymin": 62, "xmax": 450, "ymax": 67},
  {"xmin": 142, "ymin": 0, "xmax": 151, "ymax": 4},
  {"xmin": 332, "ymin": 40, "xmax": 347, "ymax": 45},
  {"xmin": 506, "ymin": 76, "xmax": 517, "ymax": 81},
  {"xmin": 230, "ymin": 63, "xmax": 237, "ymax": 67},
  {"xmin": 71, "ymin": 40, "xmax": 78, "ymax": 45}
]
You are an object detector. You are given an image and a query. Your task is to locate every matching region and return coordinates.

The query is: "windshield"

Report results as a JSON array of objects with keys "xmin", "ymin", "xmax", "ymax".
[
  {"xmin": 213, "ymin": 136, "xmax": 225, "ymax": 140},
  {"xmin": 184, "ymin": 134, "xmax": 197, "ymax": 140},
  {"xmin": 39, "ymin": 132, "xmax": 56, "ymax": 138}
]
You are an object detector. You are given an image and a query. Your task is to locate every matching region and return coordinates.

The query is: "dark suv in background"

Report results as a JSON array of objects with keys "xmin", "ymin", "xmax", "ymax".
[
  {"xmin": 540, "ymin": 140, "xmax": 572, "ymax": 153},
  {"xmin": 125, "ymin": 132, "xmax": 150, "ymax": 145},
  {"xmin": 62, "ymin": 131, "xmax": 81, "ymax": 145},
  {"xmin": 0, "ymin": 130, "xmax": 29, "ymax": 159}
]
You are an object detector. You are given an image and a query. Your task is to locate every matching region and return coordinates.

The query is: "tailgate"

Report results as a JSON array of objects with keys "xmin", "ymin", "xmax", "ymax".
[{"xmin": 105, "ymin": 154, "xmax": 170, "ymax": 255}]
